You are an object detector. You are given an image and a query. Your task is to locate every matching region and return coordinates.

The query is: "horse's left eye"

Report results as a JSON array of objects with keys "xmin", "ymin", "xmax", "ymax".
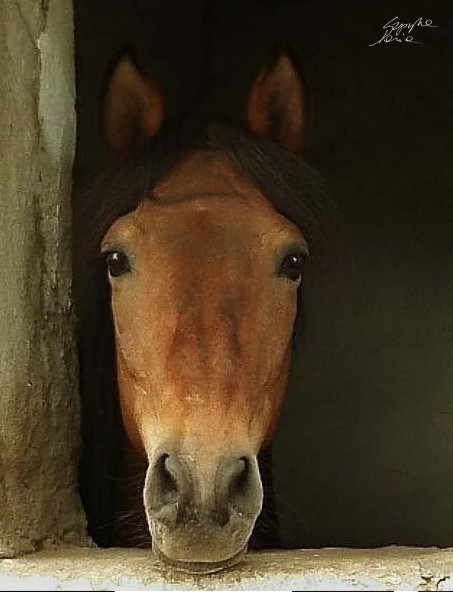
[
  {"xmin": 105, "ymin": 250, "xmax": 131, "ymax": 278},
  {"xmin": 280, "ymin": 252, "xmax": 305, "ymax": 283}
]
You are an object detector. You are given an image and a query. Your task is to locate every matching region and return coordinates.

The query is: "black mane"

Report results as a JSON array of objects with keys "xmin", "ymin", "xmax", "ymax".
[{"xmin": 74, "ymin": 116, "xmax": 329, "ymax": 546}]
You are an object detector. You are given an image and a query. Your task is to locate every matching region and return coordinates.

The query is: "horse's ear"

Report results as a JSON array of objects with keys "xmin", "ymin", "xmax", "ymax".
[
  {"xmin": 247, "ymin": 47, "xmax": 305, "ymax": 152},
  {"xmin": 103, "ymin": 53, "xmax": 165, "ymax": 155}
]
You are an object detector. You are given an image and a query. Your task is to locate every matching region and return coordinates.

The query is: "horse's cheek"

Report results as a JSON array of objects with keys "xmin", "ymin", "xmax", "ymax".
[
  {"xmin": 116, "ymin": 361, "xmax": 147, "ymax": 453},
  {"xmin": 260, "ymin": 345, "xmax": 292, "ymax": 446}
]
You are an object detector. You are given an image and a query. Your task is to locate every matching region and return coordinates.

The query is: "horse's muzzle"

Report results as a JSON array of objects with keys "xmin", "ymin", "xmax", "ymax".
[{"xmin": 143, "ymin": 446, "xmax": 263, "ymax": 567}]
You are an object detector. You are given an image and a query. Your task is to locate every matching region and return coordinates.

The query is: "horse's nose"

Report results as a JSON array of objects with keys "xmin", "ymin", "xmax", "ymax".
[{"xmin": 145, "ymin": 450, "xmax": 262, "ymax": 528}]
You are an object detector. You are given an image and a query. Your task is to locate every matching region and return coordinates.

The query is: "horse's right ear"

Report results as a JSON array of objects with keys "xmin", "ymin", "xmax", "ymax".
[
  {"xmin": 247, "ymin": 47, "xmax": 305, "ymax": 152},
  {"xmin": 103, "ymin": 53, "xmax": 165, "ymax": 155}
]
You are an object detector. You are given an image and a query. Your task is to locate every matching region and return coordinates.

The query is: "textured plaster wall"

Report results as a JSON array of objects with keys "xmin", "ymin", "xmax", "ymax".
[{"xmin": 0, "ymin": 0, "xmax": 87, "ymax": 556}]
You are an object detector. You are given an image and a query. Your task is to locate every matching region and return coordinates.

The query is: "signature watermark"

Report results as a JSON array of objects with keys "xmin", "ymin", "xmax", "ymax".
[{"xmin": 369, "ymin": 17, "xmax": 438, "ymax": 46}]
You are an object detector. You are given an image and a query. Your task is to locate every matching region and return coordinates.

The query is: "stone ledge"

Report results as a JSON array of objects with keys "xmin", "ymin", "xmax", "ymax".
[{"xmin": 0, "ymin": 546, "xmax": 452, "ymax": 591}]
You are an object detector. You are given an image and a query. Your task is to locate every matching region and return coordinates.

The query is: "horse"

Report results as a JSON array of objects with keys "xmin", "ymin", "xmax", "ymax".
[{"xmin": 75, "ymin": 47, "xmax": 324, "ymax": 574}]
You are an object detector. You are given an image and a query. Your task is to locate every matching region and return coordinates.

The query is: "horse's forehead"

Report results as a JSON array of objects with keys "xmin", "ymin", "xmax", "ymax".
[
  {"xmin": 152, "ymin": 151, "xmax": 264, "ymax": 202},
  {"xmin": 103, "ymin": 150, "xmax": 301, "ymax": 252},
  {"xmin": 131, "ymin": 194, "xmax": 272, "ymax": 256},
  {"xmin": 122, "ymin": 151, "xmax": 280, "ymax": 241}
]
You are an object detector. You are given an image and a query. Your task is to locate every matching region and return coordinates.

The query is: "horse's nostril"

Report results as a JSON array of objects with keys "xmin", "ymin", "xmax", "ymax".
[
  {"xmin": 156, "ymin": 454, "xmax": 178, "ymax": 503},
  {"xmin": 214, "ymin": 455, "xmax": 261, "ymax": 524},
  {"xmin": 228, "ymin": 456, "xmax": 254, "ymax": 511},
  {"xmin": 145, "ymin": 452, "xmax": 191, "ymax": 528},
  {"xmin": 228, "ymin": 457, "xmax": 247, "ymax": 497}
]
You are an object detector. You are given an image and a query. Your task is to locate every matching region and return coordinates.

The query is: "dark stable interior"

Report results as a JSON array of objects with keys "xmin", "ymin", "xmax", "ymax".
[{"xmin": 74, "ymin": 0, "xmax": 453, "ymax": 549}]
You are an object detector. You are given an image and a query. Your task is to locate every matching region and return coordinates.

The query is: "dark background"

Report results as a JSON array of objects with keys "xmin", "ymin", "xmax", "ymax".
[{"xmin": 74, "ymin": 0, "xmax": 453, "ymax": 548}]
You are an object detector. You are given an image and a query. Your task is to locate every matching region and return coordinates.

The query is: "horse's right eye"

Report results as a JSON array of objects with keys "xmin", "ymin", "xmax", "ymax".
[{"xmin": 105, "ymin": 251, "xmax": 131, "ymax": 278}]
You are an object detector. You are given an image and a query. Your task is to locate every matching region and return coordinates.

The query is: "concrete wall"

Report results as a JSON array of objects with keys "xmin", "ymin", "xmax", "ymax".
[
  {"xmin": 1, "ymin": 547, "xmax": 453, "ymax": 590},
  {"xmin": 0, "ymin": 0, "xmax": 87, "ymax": 556}
]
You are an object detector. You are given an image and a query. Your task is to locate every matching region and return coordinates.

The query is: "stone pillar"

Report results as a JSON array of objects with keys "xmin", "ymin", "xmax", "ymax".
[{"xmin": 0, "ymin": 0, "xmax": 88, "ymax": 556}]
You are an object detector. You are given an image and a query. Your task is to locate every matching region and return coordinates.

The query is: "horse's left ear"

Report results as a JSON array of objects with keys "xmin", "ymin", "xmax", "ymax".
[
  {"xmin": 103, "ymin": 53, "xmax": 165, "ymax": 155},
  {"xmin": 247, "ymin": 47, "xmax": 305, "ymax": 152}
]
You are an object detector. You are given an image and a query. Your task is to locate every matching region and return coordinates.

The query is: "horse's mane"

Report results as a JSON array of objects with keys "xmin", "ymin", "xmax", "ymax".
[{"xmin": 74, "ymin": 116, "xmax": 330, "ymax": 546}]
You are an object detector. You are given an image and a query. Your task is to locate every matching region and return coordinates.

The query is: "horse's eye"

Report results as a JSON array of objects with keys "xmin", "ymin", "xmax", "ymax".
[
  {"xmin": 105, "ymin": 251, "xmax": 131, "ymax": 278},
  {"xmin": 280, "ymin": 252, "xmax": 305, "ymax": 283}
]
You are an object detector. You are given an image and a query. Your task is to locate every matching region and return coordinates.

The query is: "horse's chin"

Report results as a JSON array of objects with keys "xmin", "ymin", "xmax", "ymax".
[
  {"xmin": 154, "ymin": 545, "xmax": 247, "ymax": 574},
  {"xmin": 148, "ymin": 511, "xmax": 256, "ymax": 574}
]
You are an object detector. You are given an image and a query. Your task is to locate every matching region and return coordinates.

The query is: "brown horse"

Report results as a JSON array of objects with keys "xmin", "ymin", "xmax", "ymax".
[{"xmin": 76, "ymin": 48, "xmax": 322, "ymax": 573}]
